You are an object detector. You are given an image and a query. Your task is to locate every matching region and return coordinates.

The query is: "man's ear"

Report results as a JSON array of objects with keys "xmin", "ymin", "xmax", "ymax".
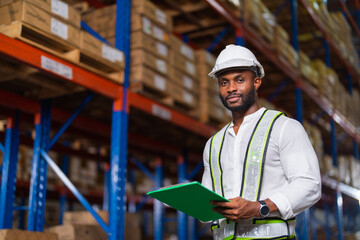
[{"xmin": 254, "ymin": 77, "xmax": 262, "ymax": 91}]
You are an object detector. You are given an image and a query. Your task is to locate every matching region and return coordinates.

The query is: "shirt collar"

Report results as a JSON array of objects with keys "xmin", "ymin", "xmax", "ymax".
[{"xmin": 228, "ymin": 107, "xmax": 266, "ymax": 128}]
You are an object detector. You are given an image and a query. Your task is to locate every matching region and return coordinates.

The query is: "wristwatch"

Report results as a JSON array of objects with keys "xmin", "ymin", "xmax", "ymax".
[{"xmin": 258, "ymin": 200, "xmax": 270, "ymax": 218}]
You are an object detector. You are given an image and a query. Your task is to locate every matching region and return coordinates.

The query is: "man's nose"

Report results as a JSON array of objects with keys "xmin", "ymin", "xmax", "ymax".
[{"xmin": 227, "ymin": 81, "xmax": 237, "ymax": 93}]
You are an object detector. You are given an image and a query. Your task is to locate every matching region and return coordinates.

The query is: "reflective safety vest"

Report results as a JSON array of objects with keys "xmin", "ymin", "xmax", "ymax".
[{"xmin": 209, "ymin": 109, "xmax": 296, "ymax": 240}]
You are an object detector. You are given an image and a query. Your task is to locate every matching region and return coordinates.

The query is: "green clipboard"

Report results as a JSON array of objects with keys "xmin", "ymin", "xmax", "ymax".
[{"xmin": 147, "ymin": 181, "xmax": 230, "ymax": 222}]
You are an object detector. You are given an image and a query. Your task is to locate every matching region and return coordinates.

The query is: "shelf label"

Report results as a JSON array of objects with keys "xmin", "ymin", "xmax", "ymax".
[
  {"xmin": 152, "ymin": 104, "xmax": 171, "ymax": 120},
  {"xmin": 183, "ymin": 75, "xmax": 193, "ymax": 89},
  {"xmin": 51, "ymin": 0, "xmax": 69, "ymax": 19},
  {"xmin": 41, "ymin": 55, "xmax": 73, "ymax": 80},
  {"xmin": 183, "ymin": 91, "xmax": 193, "ymax": 104},
  {"xmin": 153, "ymin": 26, "xmax": 165, "ymax": 41},
  {"xmin": 156, "ymin": 42, "xmax": 168, "ymax": 57},
  {"xmin": 142, "ymin": 16, "xmax": 152, "ymax": 35},
  {"xmin": 156, "ymin": 59, "xmax": 167, "ymax": 74},
  {"xmin": 181, "ymin": 45, "xmax": 194, "ymax": 61},
  {"xmin": 102, "ymin": 44, "xmax": 124, "ymax": 63},
  {"xmin": 155, "ymin": 9, "xmax": 167, "ymax": 25},
  {"xmin": 154, "ymin": 75, "xmax": 166, "ymax": 91},
  {"xmin": 185, "ymin": 61, "xmax": 195, "ymax": 76},
  {"xmin": 51, "ymin": 18, "xmax": 68, "ymax": 40}
]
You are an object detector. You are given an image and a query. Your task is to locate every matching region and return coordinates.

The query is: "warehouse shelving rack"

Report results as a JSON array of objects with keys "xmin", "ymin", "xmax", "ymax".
[
  {"xmin": 203, "ymin": 0, "xmax": 360, "ymax": 239},
  {"xmin": 0, "ymin": 0, "xmax": 359, "ymax": 239},
  {"xmin": 0, "ymin": 0, "xmax": 215, "ymax": 238}
]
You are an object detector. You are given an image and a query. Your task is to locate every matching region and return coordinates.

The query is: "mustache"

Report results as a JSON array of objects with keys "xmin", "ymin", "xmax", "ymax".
[{"xmin": 225, "ymin": 93, "xmax": 243, "ymax": 100}]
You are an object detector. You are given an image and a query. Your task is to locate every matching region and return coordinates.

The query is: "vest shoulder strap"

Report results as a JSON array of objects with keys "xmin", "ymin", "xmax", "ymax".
[{"xmin": 209, "ymin": 109, "xmax": 284, "ymax": 200}]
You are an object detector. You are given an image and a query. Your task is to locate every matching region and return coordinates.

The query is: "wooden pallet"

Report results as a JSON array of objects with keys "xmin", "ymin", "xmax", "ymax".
[
  {"xmin": 0, "ymin": 21, "xmax": 124, "ymax": 84},
  {"xmin": 0, "ymin": 21, "xmax": 79, "ymax": 62},
  {"xmin": 131, "ymin": 80, "xmax": 197, "ymax": 116},
  {"xmin": 77, "ymin": 49, "xmax": 124, "ymax": 84}
]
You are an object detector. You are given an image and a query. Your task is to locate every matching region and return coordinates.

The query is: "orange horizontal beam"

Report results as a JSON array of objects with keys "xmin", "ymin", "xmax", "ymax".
[
  {"xmin": 0, "ymin": 33, "xmax": 122, "ymax": 99},
  {"xmin": 128, "ymin": 92, "xmax": 216, "ymax": 138}
]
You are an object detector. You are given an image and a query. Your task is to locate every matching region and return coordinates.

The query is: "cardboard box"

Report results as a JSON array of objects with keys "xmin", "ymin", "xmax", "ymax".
[
  {"xmin": 0, "ymin": 229, "xmax": 58, "ymax": 240},
  {"xmin": 63, "ymin": 211, "xmax": 140, "ymax": 228},
  {"xmin": 82, "ymin": 4, "xmax": 116, "ymax": 33},
  {"xmin": 195, "ymin": 49, "xmax": 216, "ymax": 67},
  {"xmin": 131, "ymin": 49, "xmax": 170, "ymax": 76},
  {"xmin": 170, "ymin": 53, "xmax": 196, "ymax": 78},
  {"xmin": 169, "ymin": 81, "xmax": 197, "ymax": 107},
  {"xmin": 130, "ymin": 65, "xmax": 169, "ymax": 93},
  {"xmin": 131, "ymin": 0, "xmax": 172, "ymax": 31},
  {"xmin": 0, "ymin": 1, "xmax": 79, "ymax": 46},
  {"xmin": 46, "ymin": 225, "xmax": 107, "ymax": 240},
  {"xmin": 170, "ymin": 68, "xmax": 198, "ymax": 92},
  {"xmin": 131, "ymin": 14, "xmax": 169, "ymax": 43},
  {"xmin": 63, "ymin": 210, "xmax": 109, "ymax": 225},
  {"xmin": 131, "ymin": 31, "xmax": 170, "ymax": 60},
  {"xmin": 79, "ymin": 30, "xmax": 125, "ymax": 69},
  {"xmin": 0, "ymin": 0, "xmax": 81, "ymax": 27},
  {"xmin": 170, "ymin": 34, "xmax": 195, "ymax": 61}
]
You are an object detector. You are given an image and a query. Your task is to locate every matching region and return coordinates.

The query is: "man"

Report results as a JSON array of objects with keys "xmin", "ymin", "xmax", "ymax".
[{"xmin": 201, "ymin": 44, "xmax": 321, "ymax": 240}]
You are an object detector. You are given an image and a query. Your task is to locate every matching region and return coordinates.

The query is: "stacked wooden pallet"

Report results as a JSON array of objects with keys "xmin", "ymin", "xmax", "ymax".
[
  {"xmin": 195, "ymin": 49, "xmax": 232, "ymax": 126},
  {"xmin": 83, "ymin": 0, "xmax": 201, "ymax": 112},
  {"xmin": 0, "ymin": 0, "xmax": 124, "ymax": 84}
]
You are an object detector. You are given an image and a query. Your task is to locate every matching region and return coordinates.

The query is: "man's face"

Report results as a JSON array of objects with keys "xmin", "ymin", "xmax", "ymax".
[{"xmin": 217, "ymin": 70, "xmax": 261, "ymax": 112}]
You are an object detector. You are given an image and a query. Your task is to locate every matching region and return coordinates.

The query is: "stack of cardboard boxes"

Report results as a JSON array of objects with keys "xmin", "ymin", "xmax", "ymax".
[
  {"xmin": 195, "ymin": 49, "xmax": 231, "ymax": 125},
  {"xmin": 244, "ymin": 0, "xmax": 276, "ymax": 44},
  {"xmin": 273, "ymin": 24, "xmax": 299, "ymax": 69},
  {"xmin": 46, "ymin": 211, "xmax": 141, "ymax": 240},
  {"xmin": 0, "ymin": 0, "xmax": 81, "ymax": 50},
  {"xmin": 168, "ymin": 34, "xmax": 198, "ymax": 108},
  {"xmin": 0, "ymin": 0, "xmax": 124, "ymax": 84}
]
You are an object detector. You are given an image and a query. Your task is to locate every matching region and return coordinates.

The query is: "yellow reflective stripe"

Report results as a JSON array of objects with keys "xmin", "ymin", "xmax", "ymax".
[
  {"xmin": 228, "ymin": 234, "xmax": 295, "ymax": 240},
  {"xmin": 254, "ymin": 219, "xmax": 286, "ymax": 225},
  {"xmin": 241, "ymin": 111, "xmax": 266, "ymax": 197},
  {"xmin": 217, "ymin": 123, "xmax": 230, "ymax": 196},
  {"xmin": 209, "ymin": 132, "xmax": 219, "ymax": 194},
  {"xmin": 254, "ymin": 112, "xmax": 284, "ymax": 200}
]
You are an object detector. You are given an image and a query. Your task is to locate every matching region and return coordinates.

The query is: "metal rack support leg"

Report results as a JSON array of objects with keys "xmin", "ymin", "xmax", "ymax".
[
  {"xmin": 27, "ymin": 100, "xmax": 52, "ymax": 231},
  {"xmin": 0, "ymin": 113, "xmax": 20, "ymax": 229},
  {"xmin": 109, "ymin": 0, "xmax": 131, "ymax": 238},
  {"xmin": 335, "ymin": 189, "xmax": 344, "ymax": 240},
  {"xmin": 58, "ymin": 145, "xmax": 69, "ymax": 225},
  {"xmin": 154, "ymin": 157, "xmax": 164, "ymax": 240},
  {"xmin": 177, "ymin": 155, "xmax": 188, "ymax": 240}
]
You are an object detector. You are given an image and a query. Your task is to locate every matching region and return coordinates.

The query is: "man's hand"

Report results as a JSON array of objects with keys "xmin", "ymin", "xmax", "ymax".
[{"xmin": 211, "ymin": 197, "xmax": 260, "ymax": 222}]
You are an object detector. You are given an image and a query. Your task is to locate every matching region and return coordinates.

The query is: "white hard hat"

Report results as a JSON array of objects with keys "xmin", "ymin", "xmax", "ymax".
[{"xmin": 208, "ymin": 44, "xmax": 265, "ymax": 79}]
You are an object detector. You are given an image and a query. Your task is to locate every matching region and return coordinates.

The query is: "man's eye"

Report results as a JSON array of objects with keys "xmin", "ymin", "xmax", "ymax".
[
  {"xmin": 220, "ymin": 81, "xmax": 228, "ymax": 86},
  {"xmin": 237, "ymin": 79, "xmax": 244, "ymax": 83}
]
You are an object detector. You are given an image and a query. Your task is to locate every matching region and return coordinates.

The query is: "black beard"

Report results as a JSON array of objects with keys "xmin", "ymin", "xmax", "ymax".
[{"xmin": 219, "ymin": 86, "xmax": 256, "ymax": 112}]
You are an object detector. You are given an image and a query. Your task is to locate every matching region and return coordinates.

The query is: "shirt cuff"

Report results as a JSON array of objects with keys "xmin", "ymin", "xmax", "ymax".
[{"xmin": 269, "ymin": 192, "xmax": 294, "ymax": 220}]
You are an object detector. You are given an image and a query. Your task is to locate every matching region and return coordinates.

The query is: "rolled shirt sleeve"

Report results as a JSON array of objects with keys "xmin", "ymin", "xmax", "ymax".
[{"xmin": 269, "ymin": 119, "xmax": 322, "ymax": 219}]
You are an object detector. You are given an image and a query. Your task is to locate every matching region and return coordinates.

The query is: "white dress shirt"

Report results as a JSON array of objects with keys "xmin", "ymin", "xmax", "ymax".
[{"xmin": 201, "ymin": 108, "xmax": 321, "ymax": 219}]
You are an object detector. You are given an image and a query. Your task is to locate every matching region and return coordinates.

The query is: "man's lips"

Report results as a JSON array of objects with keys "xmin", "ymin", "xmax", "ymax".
[{"xmin": 226, "ymin": 94, "xmax": 242, "ymax": 101}]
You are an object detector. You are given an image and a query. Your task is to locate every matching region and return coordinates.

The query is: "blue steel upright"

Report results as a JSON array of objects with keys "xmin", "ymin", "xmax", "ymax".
[
  {"xmin": 290, "ymin": 0, "xmax": 309, "ymax": 239},
  {"xmin": 27, "ymin": 100, "xmax": 52, "ymax": 231},
  {"xmin": 177, "ymin": 155, "xmax": 188, "ymax": 240},
  {"xmin": 154, "ymin": 158, "xmax": 164, "ymax": 240},
  {"xmin": 0, "ymin": 114, "xmax": 20, "ymax": 229},
  {"xmin": 109, "ymin": 0, "xmax": 131, "ymax": 239},
  {"xmin": 58, "ymin": 143, "xmax": 70, "ymax": 225}
]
